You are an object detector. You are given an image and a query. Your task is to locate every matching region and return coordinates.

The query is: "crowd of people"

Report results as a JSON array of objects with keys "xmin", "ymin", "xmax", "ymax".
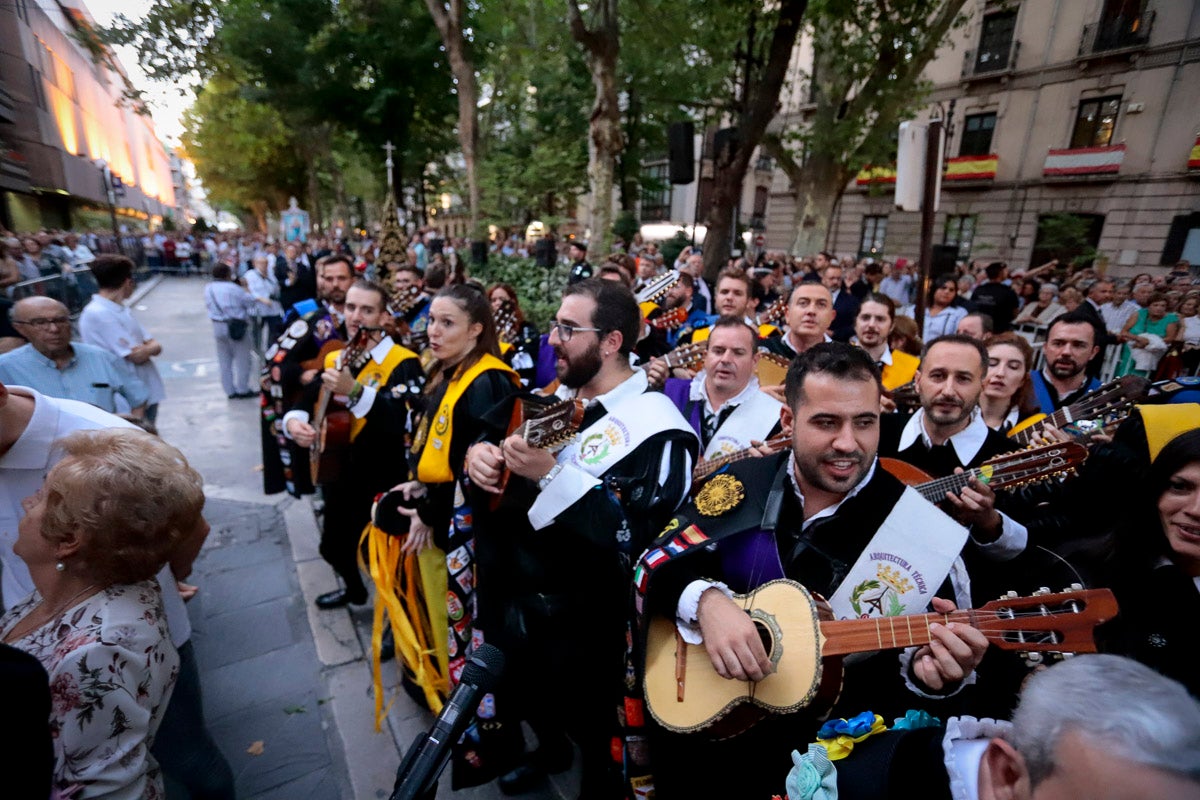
[
  {"xmin": 253, "ymin": 238, "xmax": 1198, "ymax": 799},
  {"xmin": 2, "ymin": 224, "xmax": 1200, "ymax": 799}
]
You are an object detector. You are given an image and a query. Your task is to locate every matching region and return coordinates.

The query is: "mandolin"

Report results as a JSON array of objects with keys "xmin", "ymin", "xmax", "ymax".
[
  {"xmin": 309, "ymin": 327, "xmax": 377, "ymax": 485},
  {"xmin": 492, "ymin": 396, "xmax": 587, "ymax": 506},
  {"xmin": 880, "ymin": 441, "xmax": 1089, "ymax": 503},
  {"xmin": 693, "ymin": 433, "xmax": 791, "ymax": 485},
  {"xmin": 644, "ymin": 579, "xmax": 1117, "ymax": 736},
  {"xmin": 1007, "ymin": 375, "xmax": 1148, "ymax": 445}
]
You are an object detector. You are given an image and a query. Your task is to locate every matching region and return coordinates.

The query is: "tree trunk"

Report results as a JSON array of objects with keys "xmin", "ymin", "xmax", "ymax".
[
  {"xmin": 700, "ymin": 0, "xmax": 808, "ymax": 280},
  {"xmin": 423, "ymin": 0, "xmax": 481, "ymax": 236},
  {"xmin": 587, "ymin": 55, "xmax": 622, "ymax": 259},
  {"xmin": 567, "ymin": 0, "xmax": 622, "ymax": 262},
  {"xmin": 788, "ymin": 153, "xmax": 847, "ymax": 256}
]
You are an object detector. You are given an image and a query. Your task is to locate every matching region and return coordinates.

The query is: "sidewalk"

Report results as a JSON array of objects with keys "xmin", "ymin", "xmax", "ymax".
[{"xmin": 138, "ymin": 277, "xmax": 576, "ymax": 799}]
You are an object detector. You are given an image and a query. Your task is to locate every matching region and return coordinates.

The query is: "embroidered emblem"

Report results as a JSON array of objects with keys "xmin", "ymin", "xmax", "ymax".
[
  {"xmin": 314, "ymin": 317, "xmax": 336, "ymax": 339},
  {"xmin": 695, "ymin": 474, "xmax": 744, "ymax": 516},
  {"xmin": 580, "ymin": 432, "xmax": 611, "ymax": 465},
  {"xmin": 434, "ymin": 406, "xmax": 450, "ymax": 435},
  {"xmin": 287, "ymin": 319, "xmax": 309, "ymax": 338},
  {"xmin": 660, "ymin": 517, "xmax": 681, "ymax": 536}
]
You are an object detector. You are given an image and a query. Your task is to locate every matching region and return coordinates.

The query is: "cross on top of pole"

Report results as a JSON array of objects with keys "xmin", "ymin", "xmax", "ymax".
[{"xmin": 383, "ymin": 140, "xmax": 396, "ymax": 189}]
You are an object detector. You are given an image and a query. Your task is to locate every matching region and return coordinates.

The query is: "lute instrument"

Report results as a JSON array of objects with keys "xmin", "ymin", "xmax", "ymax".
[
  {"xmin": 309, "ymin": 327, "xmax": 377, "ymax": 485},
  {"xmin": 880, "ymin": 441, "xmax": 1089, "ymax": 503},
  {"xmin": 648, "ymin": 306, "xmax": 688, "ymax": 331},
  {"xmin": 644, "ymin": 579, "xmax": 1117, "ymax": 736},
  {"xmin": 754, "ymin": 351, "xmax": 791, "ymax": 388},
  {"xmin": 1007, "ymin": 375, "xmax": 1148, "ymax": 445},
  {"xmin": 492, "ymin": 396, "xmax": 587, "ymax": 506}
]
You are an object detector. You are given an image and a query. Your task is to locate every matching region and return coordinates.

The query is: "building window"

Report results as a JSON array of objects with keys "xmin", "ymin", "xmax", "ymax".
[
  {"xmin": 29, "ymin": 66, "xmax": 46, "ymax": 110},
  {"xmin": 944, "ymin": 215, "xmax": 977, "ymax": 261},
  {"xmin": 859, "ymin": 215, "xmax": 887, "ymax": 257},
  {"xmin": 1070, "ymin": 96, "xmax": 1121, "ymax": 149},
  {"xmin": 959, "ymin": 113, "xmax": 996, "ymax": 156},
  {"xmin": 641, "ymin": 162, "xmax": 672, "ymax": 222},
  {"xmin": 975, "ymin": 11, "xmax": 1017, "ymax": 73}
]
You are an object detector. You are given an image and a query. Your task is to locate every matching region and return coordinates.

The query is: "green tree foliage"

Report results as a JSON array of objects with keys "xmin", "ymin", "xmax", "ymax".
[
  {"xmin": 181, "ymin": 77, "xmax": 307, "ymax": 228},
  {"xmin": 764, "ymin": 0, "xmax": 971, "ymax": 256}
]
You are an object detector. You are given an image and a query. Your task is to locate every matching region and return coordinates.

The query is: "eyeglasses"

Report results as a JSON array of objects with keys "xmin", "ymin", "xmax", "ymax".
[
  {"xmin": 14, "ymin": 316, "xmax": 71, "ymax": 329},
  {"xmin": 549, "ymin": 322, "xmax": 601, "ymax": 342}
]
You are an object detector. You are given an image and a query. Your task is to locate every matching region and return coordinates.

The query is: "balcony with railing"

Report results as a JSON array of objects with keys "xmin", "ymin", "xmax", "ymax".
[
  {"xmin": 1079, "ymin": 9, "xmax": 1155, "ymax": 59},
  {"xmin": 962, "ymin": 39, "xmax": 1020, "ymax": 80}
]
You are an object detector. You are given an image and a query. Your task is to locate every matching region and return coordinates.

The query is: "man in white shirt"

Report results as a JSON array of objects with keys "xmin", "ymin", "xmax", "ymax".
[
  {"xmin": 78, "ymin": 255, "xmax": 166, "ymax": 423},
  {"xmin": 63, "ymin": 233, "xmax": 95, "ymax": 268}
]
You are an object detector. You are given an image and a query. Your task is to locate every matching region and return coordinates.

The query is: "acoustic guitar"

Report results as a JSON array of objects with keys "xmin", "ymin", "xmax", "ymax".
[
  {"xmin": 1007, "ymin": 375, "xmax": 1148, "ymax": 445},
  {"xmin": 309, "ymin": 327, "xmax": 377, "ymax": 485},
  {"xmin": 880, "ymin": 441, "xmax": 1089, "ymax": 503},
  {"xmin": 492, "ymin": 396, "xmax": 587, "ymax": 505},
  {"xmin": 644, "ymin": 579, "xmax": 1118, "ymax": 736}
]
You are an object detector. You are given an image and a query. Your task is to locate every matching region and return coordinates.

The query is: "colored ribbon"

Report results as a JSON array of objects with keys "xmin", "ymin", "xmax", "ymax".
[
  {"xmin": 815, "ymin": 712, "xmax": 888, "ymax": 760},
  {"xmin": 785, "ymin": 743, "xmax": 838, "ymax": 800}
]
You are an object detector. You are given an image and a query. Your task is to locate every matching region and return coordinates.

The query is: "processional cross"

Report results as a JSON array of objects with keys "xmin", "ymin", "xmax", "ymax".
[{"xmin": 383, "ymin": 140, "xmax": 396, "ymax": 190}]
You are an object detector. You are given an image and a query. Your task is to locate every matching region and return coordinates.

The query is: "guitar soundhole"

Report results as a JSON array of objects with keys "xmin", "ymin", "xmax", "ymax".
[{"xmin": 747, "ymin": 609, "xmax": 783, "ymax": 670}]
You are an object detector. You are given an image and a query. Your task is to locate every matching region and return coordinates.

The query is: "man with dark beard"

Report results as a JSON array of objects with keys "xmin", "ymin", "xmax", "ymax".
[
  {"xmin": 636, "ymin": 343, "xmax": 987, "ymax": 798},
  {"xmin": 466, "ymin": 279, "xmax": 698, "ymax": 797},
  {"xmin": 260, "ymin": 256, "xmax": 352, "ymax": 496},
  {"xmin": 1028, "ymin": 311, "xmax": 1102, "ymax": 414}
]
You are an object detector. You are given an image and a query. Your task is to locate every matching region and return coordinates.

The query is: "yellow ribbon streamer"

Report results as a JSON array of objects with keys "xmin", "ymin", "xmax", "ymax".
[
  {"xmin": 359, "ymin": 523, "xmax": 449, "ymax": 730},
  {"xmin": 814, "ymin": 714, "xmax": 888, "ymax": 760}
]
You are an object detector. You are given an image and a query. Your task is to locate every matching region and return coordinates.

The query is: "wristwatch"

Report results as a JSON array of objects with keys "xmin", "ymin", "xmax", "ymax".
[{"xmin": 537, "ymin": 464, "xmax": 563, "ymax": 490}]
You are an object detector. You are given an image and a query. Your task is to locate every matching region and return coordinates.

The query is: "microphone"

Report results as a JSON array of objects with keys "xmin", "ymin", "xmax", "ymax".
[{"xmin": 389, "ymin": 644, "xmax": 505, "ymax": 800}]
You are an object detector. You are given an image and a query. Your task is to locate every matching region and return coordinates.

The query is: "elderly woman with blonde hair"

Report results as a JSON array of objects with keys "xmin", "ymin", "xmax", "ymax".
[{"xmin": 0, "ymin": 428, "xmax": 205, "ymax": 800}]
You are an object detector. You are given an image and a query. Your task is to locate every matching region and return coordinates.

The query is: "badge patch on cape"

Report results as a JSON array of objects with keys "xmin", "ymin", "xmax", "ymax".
[{"xmin": 694, "ymin": 473, "xmax": 745, "ymax": 516}]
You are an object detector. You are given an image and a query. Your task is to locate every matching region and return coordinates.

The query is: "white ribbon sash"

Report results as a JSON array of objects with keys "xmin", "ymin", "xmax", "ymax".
[
  {"xmin": 527, "ymin": 390, "xmax": 692, "ymax": 529},
  {"xmin": 827, "ymin": 487, "xmax": 969, "ymax": 622},
  {"xmin": 702, "ymin": 389, "xmax": 783, "ymax": 460}
]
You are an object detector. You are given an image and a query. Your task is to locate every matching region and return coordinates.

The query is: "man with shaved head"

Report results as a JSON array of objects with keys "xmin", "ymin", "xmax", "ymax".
[{"xmin": 0, "ymin": 296, "xmax": 148, "ymax": 416}]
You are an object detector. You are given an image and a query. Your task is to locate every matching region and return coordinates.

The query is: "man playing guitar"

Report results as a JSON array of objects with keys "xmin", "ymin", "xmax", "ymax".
[
  {"xmin": 636, "ymin": 343, "xmax": 986, "ymax": 798},
  {"xmin": 283, "ymin": 280, "xmax": 425, "ymax": 610}
]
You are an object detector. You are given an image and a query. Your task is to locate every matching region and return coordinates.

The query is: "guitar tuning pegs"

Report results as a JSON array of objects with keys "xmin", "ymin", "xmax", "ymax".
[
  {"xmin": 1000, "ymin": 590, "xmax": 1018, "ymax": 600},
  {"xmin": 1066, "ymin": 583, "xmax": 1083, "ymax": 592},
  {"xmin": 1033, "ymin": 587, "xmax": 1051, "ymax": 596},
  {"xmin": 1022, "ymin": 651, "xmax": 1044, "ymax": 668}
]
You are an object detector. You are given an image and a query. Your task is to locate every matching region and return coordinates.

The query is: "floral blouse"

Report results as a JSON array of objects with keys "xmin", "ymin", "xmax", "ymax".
[{"xmin": 0, "ymin": 580, "xmax": 180, "ymax": 800}]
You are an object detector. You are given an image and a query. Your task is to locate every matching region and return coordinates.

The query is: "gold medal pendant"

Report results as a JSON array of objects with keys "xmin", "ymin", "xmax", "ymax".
[{"xmin": 695, "ymin": 474, "xmax": 744, "ymax": 516}]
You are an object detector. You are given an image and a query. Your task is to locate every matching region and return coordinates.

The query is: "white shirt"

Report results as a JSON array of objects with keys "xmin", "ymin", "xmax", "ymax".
[
  {"xmin": 897, "ymin": 408, "xmax": 1027, "ymax": 560},
  {"xmin": 66, "ymin": 243, "xmax": 95, "ymax": 267},
  {"xmin": 0, "ymin": 387, "xmax": 190, "ymax": 646},
  {"xmin": 79, "ymin": 294, "xmax": 167, "ymax": 405},
  {"xmin": 282, "ymin": 336, "xmax": 397, "ymax": 435},
  {"xmin": 1101, "ymin": 300, "xmax": 1140, "ymax": 334},
  {"xmin": 244, "ymin": 268, "xmax": 283, "ymax": 318}
]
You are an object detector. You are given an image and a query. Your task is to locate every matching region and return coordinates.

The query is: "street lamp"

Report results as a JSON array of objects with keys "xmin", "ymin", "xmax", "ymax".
[{"xmin": 93, "ymin": 158, "xmax": 124, "ymax": 257}]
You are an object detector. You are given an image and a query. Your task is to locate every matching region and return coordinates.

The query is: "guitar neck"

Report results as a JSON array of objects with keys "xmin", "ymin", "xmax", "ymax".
[
  {"xmin": 1011, "ymin": 409, "xmax": 1070, "ymax": 446},
  {"xmin": 695, "ymin": 435, "xmax": 789, "ymax": 480},
  {"xmin": 911, "ymin": 469, "xmax": 983, "ymax": 503},
  {"xmin": 821, "ymin": 610, "xmax": 962, "ymax": 656}
]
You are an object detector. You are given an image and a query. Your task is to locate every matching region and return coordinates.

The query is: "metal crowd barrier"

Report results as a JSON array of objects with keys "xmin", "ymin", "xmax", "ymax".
[{"xmin": 10, "ymin": 268, "xmax": 99, "ymax": 318}]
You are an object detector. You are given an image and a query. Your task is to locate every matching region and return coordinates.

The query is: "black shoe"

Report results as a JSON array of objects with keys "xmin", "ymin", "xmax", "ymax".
[
  {"xmin": 234, "ymin": 391, "xmax": 258, "ymax": 398},
  {"xmin": 315, "ymin": 588, "xmax": 367, "ymax": 609},
  {"xmin": 498, "ymin": 764, "xmax": 546, "ymax": 796}
]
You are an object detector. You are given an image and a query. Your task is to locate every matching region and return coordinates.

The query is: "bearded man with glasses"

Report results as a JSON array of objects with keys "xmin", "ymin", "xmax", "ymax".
[{"xmin": 0, "ymin": 297, "xmax": 148, "ymax": 416}]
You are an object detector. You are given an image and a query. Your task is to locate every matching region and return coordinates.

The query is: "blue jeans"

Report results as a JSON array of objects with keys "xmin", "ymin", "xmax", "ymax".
[{"xmin": 152, "ymin": 641, "xmax": 236, "ymax": 800}]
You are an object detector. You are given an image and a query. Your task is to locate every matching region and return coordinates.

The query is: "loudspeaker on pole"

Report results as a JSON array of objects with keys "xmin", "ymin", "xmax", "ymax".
[{"xmin": 668, "ymin": 122, "xmax": 695, "ymax": 185}]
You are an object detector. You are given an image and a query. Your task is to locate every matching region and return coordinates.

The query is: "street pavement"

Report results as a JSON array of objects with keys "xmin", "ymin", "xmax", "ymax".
[{"xmin": 134, "ymin": 276, "xmax": 575, "ymax": 800}]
